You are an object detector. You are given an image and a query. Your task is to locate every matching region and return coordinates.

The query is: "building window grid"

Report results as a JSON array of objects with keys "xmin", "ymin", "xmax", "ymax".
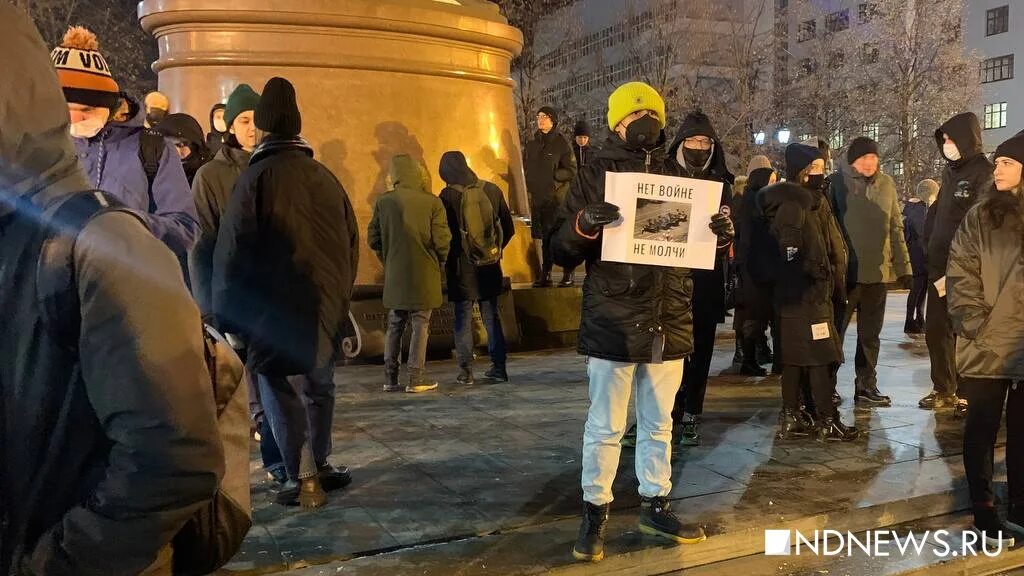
[
  {"xmin": 861, "ymin": 43, "xmax": 880, "ymax": 64},
  {"xmin": 981, "ymin": 55, "xmax": 1014, "ymax": 83},
  {"xmin": 863, "ymin": 123, "xmax": 880, "ymax": 140},
  {"xmin": 826, "ymin": 9, "xmax": 850, "ymax": 33},
  {"xmin": 858, "ymin": 2, "xmax": 878, "ymax": 24},
  {"xmin": 539, "ymin": 11, "xmax": 654, "ymax": 72},
  {"xmin": 798, "ymin": 19, "xmax": 816, "ymax": 42},
  {"xmin": 986, "ymin": 5, "xmax": 1009, "ymax": 37},
  {"xmin": 984, "ymin": 102, "xmax": 1008, "ymax": 130}
]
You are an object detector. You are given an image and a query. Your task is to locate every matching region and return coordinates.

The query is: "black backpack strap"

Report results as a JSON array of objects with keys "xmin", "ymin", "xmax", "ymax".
[
  {"xmin": 139, "ymin": 129, "xmax": 165, "ymax": 212},
  {"xmin": 35, "ymin": 191, "xmax": 129, "ymax": 350}
]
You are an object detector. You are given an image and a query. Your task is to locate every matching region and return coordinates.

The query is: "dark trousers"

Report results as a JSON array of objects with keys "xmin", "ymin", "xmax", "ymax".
[
  {"xmin": 906, "ymin": 274, "xmax": 928, "ymax": 329},
  {"xmin": 926, "ymin": 285, "xmax": 959, "ymax": 396},
  {"xmin": 782, "ymin": 365, "xmax": 833, "ymax": 419},
  {"xmin": 961, "ymin": 378, "xmax": 1024, "ymax": 510},
  {"xmin": 673, "ymin": 312, "xmax": 718, "ymax": 420},
  {"xmin": 258, "ymin": 363, "xmax": 336, "ymax": 481},
  {"xmin": 247, "ymin": 370, "xmax": 284, "ymax": 474},
  {"xmin": 453, "ymin": 298, "xmax": 508, "ymax": 369},
  {"xmin": 839, "ymin": 283, "xmax": 888, "ymax": 391}
]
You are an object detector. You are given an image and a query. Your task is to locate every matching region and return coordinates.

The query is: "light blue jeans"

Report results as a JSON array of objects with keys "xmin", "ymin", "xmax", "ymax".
[{"xmin": 581, "ymin": 358, "xmax": 684, "ymax": 505}]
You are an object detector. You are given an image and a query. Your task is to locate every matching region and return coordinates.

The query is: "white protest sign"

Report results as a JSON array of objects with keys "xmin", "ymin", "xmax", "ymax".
[{"xmin": 600, "ymin": 172, "xmax": 722, "ymax": 270}]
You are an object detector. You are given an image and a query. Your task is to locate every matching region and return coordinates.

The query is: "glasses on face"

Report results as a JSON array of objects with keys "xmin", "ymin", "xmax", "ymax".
[
  {"xmin": 173, "ymin": 141, "xmax": 190, "ymax": 149},
  {"xmin": 537, "ymin": 114, "xmax": 552, "ymax": 121},
  {"xmin": 684, "ymin": 137, "xmax": 713, "ymax": 150}
]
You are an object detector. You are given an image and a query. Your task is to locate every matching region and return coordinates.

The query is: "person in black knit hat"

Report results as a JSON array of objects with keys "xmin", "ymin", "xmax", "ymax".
[
  {"xmin": 573, "ymin": 119, "xmax": 598, "ymax": 168},
  {"xmin": 524, "ymin": 106, "xmax": 577, "ymax": 287},
  {"xmin": 214, "ymin": 77, "xmax": 360, "ymax": 508}
]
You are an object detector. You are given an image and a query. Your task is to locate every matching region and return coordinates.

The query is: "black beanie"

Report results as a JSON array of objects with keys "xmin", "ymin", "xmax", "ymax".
[
  {"xmin": 255, "ymin": 77, "xmax": 302, "ymax": 137},
  {"xmin": 847, "ymin": 136, "xmax": 879, "ymax": 164},
  {"xmin": 573, "ymin": 120, "xmax": 591, "ymax": 137},
  {"xmin": 994, "ymin": 133, "xmax": 1024, "ymax": 166},
  {"xmin": 538, "ymin": 106, "xmax": 559, "ymax": 127},
  {"xmin": 785, "ymin": 143, "xmax": 823, "ymax": 181}
]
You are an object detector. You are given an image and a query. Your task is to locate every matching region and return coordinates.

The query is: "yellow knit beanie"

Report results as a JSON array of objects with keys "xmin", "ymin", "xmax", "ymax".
[{"xmin": 607, "ymin": 81, "xmax": 666, "ymax": 131}]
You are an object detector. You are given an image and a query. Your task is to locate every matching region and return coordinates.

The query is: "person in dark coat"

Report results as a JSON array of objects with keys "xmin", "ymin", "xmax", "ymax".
[
  {"xmin": 762, "ymin": 143, "xmax": 857, "ymax": 442},
  {"xmin": 665, "ymin": 110, "xmax": 735, "ymax": 447},
  {"xmin": 573, "ymin": 119, "xmax": 598, "ymax": 168},
  {"xmin": 207, "ymin": 102, "xmax": 227, "ymax": 155},
  {"xmin": 904, "ymin": 179, "xmax": 938, "ymax": 334},
  {"xmin": 947, "ymin": 133, "xmax": 1024, "ymax": 547},
  {"xmin": 553, "ymin": 82, "xmax": 735, "ymax": 563},
  {"xmin": 213, "ymin": 77, "xmax": 359, "ymax": 508},
  {"xmin": 0, "ymin": 9, "xmax": 223, "ymax": 574},
  {"xmin": 438, "ymin": 151, "xmax": 516, "ymax": 384},
  {"xmin": 525, "ymin": 106, "xmax": 578, "ymax": 287},
  {"xmin": 156, "ymin": 112, "xmax": 212, "ymax": 185},
  {"xmin": 920, "ymin": 112, "xmax": 993, "ymax": 414}
]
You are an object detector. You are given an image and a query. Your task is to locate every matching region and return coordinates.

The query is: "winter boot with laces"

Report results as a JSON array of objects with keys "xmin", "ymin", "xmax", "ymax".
[
  {"xmin": 572, "ymin": 501, "xmax": 609, "ymax": 562},
  {"xmin": 639, "ymin": 496, "xmax": 706, "ymax": 544}
]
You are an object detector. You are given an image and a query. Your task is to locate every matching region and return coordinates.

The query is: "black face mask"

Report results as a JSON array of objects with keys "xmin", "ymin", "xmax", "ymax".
[
  {"xmin": 625, "ymin": 115, "xmax": 661, "ymax": 149},
  {"xmin": 683, "ymin": 147, "xmax": 712, "ymax": 169},
  {"xmin": 147, "ymin": 110, "xmax": 167, "ymax": 126},
  {"xmin": 805, "ymin": 174, "xmax": 825, "ymax": 191}
]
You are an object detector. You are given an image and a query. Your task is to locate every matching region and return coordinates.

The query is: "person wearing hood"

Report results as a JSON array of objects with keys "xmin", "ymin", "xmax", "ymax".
[
  {"xmin": 207, "ymin": 102, "xmax": 228, "ymax": 155},
  {"xmin": 1, "ymin": 8, "xmax": 223, "ymax": 574},
  {"xmin": 763, "ymin": 144, "xmax": 857, "ymax": 442},
  {"xmin": 828, "ymin": 136, "xmax": 912, "ymax": 408},
  {"xmin": 525, "ymin": 106, "xmax": 578, "ymax": 287},
  {"xmin": 946, "ymin": 132, "xmax": 1024, "ymax": 547},
  {"xmin": 156, "ymin": 112, "xmax": 211, "ymax": 185},
  {"xmin": 52, "ymin": 26, "xmax": 198, "ymax": 267},
  {"xmin": 214, "ymin": 77, "xmax": 359, "ymax": 508},
  {"xmin": 438, "ymin": 151, "xmax": 516, "ymax": 385},
  {"xmin": 573, "ymin": 119, "xmax": 598, "ymax": 168},
  {"xmin": 921, "ymin": 112, "xmax": 993, "ymax": 414},
  {"xmin": 552, "ymin": 81, "xmax": 734, "ymax": 563},
  {"xmin": 663, "ymin": 110, "xmax": 736, "ymax": 447},
  {"xmin": 731, "ymin": 155, "xmax": 778, "ymax": 377},
  {"xmin": 904, "ymin": 179, "xmax": 938, "ymax": 335},
  {"xmin": 144, "ymin": 90, "xmax": 170, "ymax": 128},
  {"xmin": 368, "ymin": 154, "xmax": 451, "ymax": 394}
]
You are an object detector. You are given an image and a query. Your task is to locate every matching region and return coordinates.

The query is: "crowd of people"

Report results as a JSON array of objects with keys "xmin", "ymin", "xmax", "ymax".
[{"xmin": 3, "ymin": 6, "xmax": 1024, "ymax": 573}]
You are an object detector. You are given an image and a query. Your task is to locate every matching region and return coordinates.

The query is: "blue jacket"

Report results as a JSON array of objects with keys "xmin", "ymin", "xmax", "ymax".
[{"xmin": 73, "ymin": 102, "xmax": 198, "ymax": 260}]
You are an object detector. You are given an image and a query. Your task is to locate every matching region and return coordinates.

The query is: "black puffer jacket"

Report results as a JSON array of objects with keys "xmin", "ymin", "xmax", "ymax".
[
  {"xmin": 666, "ymin": 112, "xmax": 734, "ymax": 324},
  {"xmin": 742, "ymin": 168, "xmax": 782, "ymax": 284},
  {"xmin": 213, "ymin": 135, "xmax": 360, "ymax": 376},
  {"xmin": 927, "ymin": 112, "xmax": 993, "ymax": 281},
  {"xmin": 552, "ymin": 133, "xmax": 694, "ymax": 363},
  {"xmin": 760, "ymin": 182, "xmax": 843, "ymax": 366},
  {"xmin": 438, "ymin": 151, "xmax": 516, "ymax": 303},
  {"xmin": 524, "ymin": 127, "xmax": 577, "ymax": 208}
]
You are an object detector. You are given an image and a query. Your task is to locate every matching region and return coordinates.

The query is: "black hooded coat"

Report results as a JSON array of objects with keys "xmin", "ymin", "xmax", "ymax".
[
  {"xmin": 157, "ymin": 112, "xmax": 212, "ymax": 186},
  {"xmin": 207, "ymin": 103, "xmax": 227, "ymax": 156},
  {"xmin": 438, "ymin": 152, "xmax": 516, "ymax": 303}
]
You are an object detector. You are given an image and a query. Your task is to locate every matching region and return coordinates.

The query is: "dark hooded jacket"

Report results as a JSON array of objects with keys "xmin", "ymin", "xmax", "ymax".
[
  {"xmin": 0, "ymin": 7, "xmax": 222, "ymax": 574},
  {"xmin": 759, "ymin": 182, "xmax": 844, "ymax": 366},
  {"xmin": 438, "ymin": 152, "xmax": 516, "ymax": 302},
  {"xmin": 947, "ymin": 190, "xmax": 1024, "ymax": 379},
  {"xmin": 213, "ymin": 135, "xmax": 360, "ymax": 376},
  {"xmin": 552, "ymin": 132, "xmax": 694, "ymax": 363},
  {"xmin": 207, "ymin": 103, "xmax": 227, "ymax": 156},
  {"xmin": 524, "ymin": 117, "xmax": 577, "ymax": 236},
  {"xmin": 666, "ymin": 112, "xmax": 734, "ymax": 324},
  {"xmin": 157, "ymin": 112, "xmax": 212, "ymax": 186},
  {"xmin": 927, "ymin": 112, "xmax": 994, "ymax": 281},
  {"xmin": 903, "ymin": 199, "xmax": 928, "ymax": 276},
  {"xmin": 741, "ymin": 168, "xmax": 782, "ymax": 285}
]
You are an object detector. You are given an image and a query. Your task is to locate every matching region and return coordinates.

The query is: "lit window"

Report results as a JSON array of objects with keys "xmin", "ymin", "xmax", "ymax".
[
  {"xmin": 984, "ymin": 102, "xmax": 1008, "ymax": 129},
  {"xmin": 777, "ymin": 128, "xmax": 791, "ymax": 144},
  {"xmin": 862, "ymin": 123, "xmax": 879, "ymax": 140},
  {"xmin": 754, "ymin": 131, "xmax": 766, "ymax": 145},
  {"xmin": 981, "ymin": 55, "xmax": 1014, "ymax": 83}
]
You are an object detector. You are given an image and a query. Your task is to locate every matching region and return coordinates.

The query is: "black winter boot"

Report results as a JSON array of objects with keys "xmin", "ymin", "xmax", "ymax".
[
  {"xmin": 572, "ymin": 501, "xmax": 609, "ymax": 562},
  {"xmin": 639, "ymin": 496, "xmax": 706, "ymax": 544},
  {"xmin": 776, "ymin": 409, "xmax": 811, "ymax": 440},
  {"xmin": 816, "ymin": 415, "xmax": 859, "ymax": 442}
]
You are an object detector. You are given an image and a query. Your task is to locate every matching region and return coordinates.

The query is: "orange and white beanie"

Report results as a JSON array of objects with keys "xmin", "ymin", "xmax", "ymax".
[{"xmin": 50, "ymin": 26, "xmax": 121, "ymax": 109}]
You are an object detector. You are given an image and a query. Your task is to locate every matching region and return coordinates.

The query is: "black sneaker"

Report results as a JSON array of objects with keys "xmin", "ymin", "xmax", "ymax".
[
  {"xmin": 919, "ymin": 392, "xmax": 956, "ymax": 410},
  {"xmin": 318, "ymin": 464, "xmax": 352, "ymax": 492},
  {"xmin": 484, "ymin": 365, "xmax": 509, "ymax": 383},
  {"xmin": 267, "ymin": 466, "xmax": 288, "ymax": 485},
  {"xmin": 854, "ymin": 387, "xmax": 892, "ymax": 407},
  {"xmin": 275, "ymin": 477, "xmax": 327, "ymax": 508},
  {"xmin": 639, "ymin": 496, "xmax": 706, "ymax": 544},
  {"xmin": 678, "ymin": 417, "xmax": 700, "ymax": 446},
  {"xmin": 572, "ymin": 501, "xmax": 609, "ymax": 562},
  {"xmin": 559, "ymin": 272, "xmax": 576, "ymax": 288},
  {"xmin": 974, "ymin": 507, "xmax": 1017, "ymax": 548},
  {"xmin": 740, "ymin": 363, "xmax": 768, "ymax": 377},
  {"xmin": 776, "ymin": 409, "xmax": 811, "ymax": 440},
  {"xmin": 532, "ymin": 274, "xmax": 553, "ymax": 288},
  {"xmin": 816, "ymin": 417, "xmax": 860, "ymax": 442},
  {"xmin": 456, "ymin": 368, "xmax": 475, "ymax": 385}
]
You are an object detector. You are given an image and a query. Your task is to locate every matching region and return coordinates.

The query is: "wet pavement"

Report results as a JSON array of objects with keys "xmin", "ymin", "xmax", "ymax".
[{"xmin": 220, "ymin": 293, "xmax": 1016, "ymax": 575}]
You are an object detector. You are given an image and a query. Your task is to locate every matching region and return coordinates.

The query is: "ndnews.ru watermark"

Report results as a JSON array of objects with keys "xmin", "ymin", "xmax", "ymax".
[{"xmin": 764, "ymin": 529, "xmax": 1008, "ymax": 558}]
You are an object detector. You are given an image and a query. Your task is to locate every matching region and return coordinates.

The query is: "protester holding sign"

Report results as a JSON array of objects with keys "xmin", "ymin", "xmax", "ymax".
[
  {"xmin": 761, "ymin": 144, "xmax": 857, "ymax": 442},
  {"xmin": 552, "ymin": 81, "xmax": 733, "ymax": 563}
]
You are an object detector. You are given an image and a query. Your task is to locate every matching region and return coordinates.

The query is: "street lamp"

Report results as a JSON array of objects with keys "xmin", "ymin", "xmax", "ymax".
[{"xmin": 776, "ymin": 128, "xmax": 791, "ymax": 144}]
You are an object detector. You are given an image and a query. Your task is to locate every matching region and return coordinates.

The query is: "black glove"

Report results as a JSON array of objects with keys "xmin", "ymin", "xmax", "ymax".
[
  {"xmin": 898, "ymin": 275, "xmax": 914, "ymax": 290},
  {"xmin": 578, "ymin": 201, "xmax": 621, "ymax": 236},
  {"xmin": 710, "ymin": 212, "xmax": 735, "ymax": 244}
]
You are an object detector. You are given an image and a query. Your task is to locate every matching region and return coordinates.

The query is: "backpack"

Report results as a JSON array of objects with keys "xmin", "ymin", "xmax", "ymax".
[
  {"xmin": 35, "ymin": 191, "xmax": 252, "ymax": 576},
  {"xmin": 139, "ymin": 128, "xmax": 165, "ymax": 212},
  {"xmin": 457, "ymin": 181, "xmax": 503, "ymax": 266}
]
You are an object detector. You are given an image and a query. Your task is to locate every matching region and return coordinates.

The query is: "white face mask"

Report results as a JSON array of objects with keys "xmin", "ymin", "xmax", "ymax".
[
  {"xmin": 213, "ymin": 117, "xmax": 227, "ymax": 133},
  {"xmin": 69, "ymin": 117, "xmax": 106, "ymax": 139},
  {"xmin": 943, "ymin": 141, "xmax": 961, "ymax": 162}
]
